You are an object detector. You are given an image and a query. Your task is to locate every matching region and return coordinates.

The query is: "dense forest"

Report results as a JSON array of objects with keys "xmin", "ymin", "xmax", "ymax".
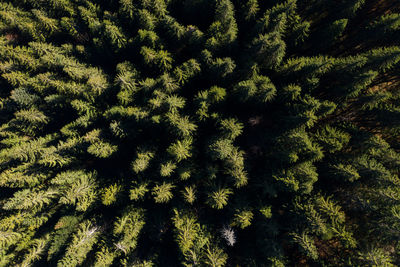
[{"xmin": 0, "ymin": 0, "xmax": 399, "ymax": 266}]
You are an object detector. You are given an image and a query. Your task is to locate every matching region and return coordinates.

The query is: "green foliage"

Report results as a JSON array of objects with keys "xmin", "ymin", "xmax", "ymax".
[
  {"xmin": 204, "ymin": 245, "xmax": 228, "ymax": 267},
  {"xmin": 101, "ymin": 183, "xmax": 122, "ymax": 205},
  {"xmin": 329, "ymin": 163, "xmax": 360, "ymax": 182},
  {"xmin": 19, "ymin": 236, "xmax": 49, "ymax": 267},
  {"xmin": 0, "ymin": 0, "xmax": 399, "ymax": 265},
  {"xmin": 231, "ymin": 209, "xmax": 253, "ymax": 229},
  {"xmin": 182, "ymin": 186, "xmax": 196, "ymax": 204},
  {"xmin": 291, "ymin": 232, "xmax": 318, "ymax": 260},
  {"xmin": 243, "ymin": 0, "xmax": 259, "ymax": 21},
  {"xmin": 52, "ymin": 170, "xmax": 98, "ymax": 211},
  {"xmin": 167, "ymin": 138, "xmax": 193, "ymax": 162},
  {"xmin": 47, "ymin": 216, "xmax": 81, "ymax": 260},
  {"xmin": 132, "ymin": 150, "xmax": 154, "ymax": 173},
  {"xmin": 130, "ymin": 182, "xmax": 149, "ymax": 201},
  {"xmin": 160, "ymin": 161, "xmax": 177, "ymax": 177},
  {"xmin": 358, "ymin": 247, "xmax": 395, "ymax": 267},
  {"xmin": 87, "ymin": 141, "xmax": 117, "ymax": 158},
  {"xmin": 3, "ymin": 188, "xmax": 58, "ymax": 211},
  {"xmin": 235, "ymin": 75, "xmax": 277, "ymax": 104},
  {"xmin": 113, "ymin": 208, "xmax": 145, "ymax": 254},
  {"xmin": 251, "ymin": 33, "xmax": 286, "ymax": 69},
  {"xmin": 206, "ymin": 0, "xmax": 238, "ymax": 51},
  {"xmin": 172, "ymin": 210, "xmax": 202, "ymax": 254},
  {"xmin": 208, "ymin": 187, "xmax": 233, "ymax": 209},
  {"xmin": 94, "ymin": 246, "xmax": 116, "ymax": 267},
  {"xmin": 152, "ymin": 182, "xmax": 174, "ymax": 203},
  {"xmin": 314, "ymin": 126, "xmax": 350, "ymax": 153},
  {"xmin": 57, "ymin": 221, "xmax": 99, "ymax": 267},
  {"xmin": 219, "ymin": 118, "xmax": 243, "ymax": 139}
]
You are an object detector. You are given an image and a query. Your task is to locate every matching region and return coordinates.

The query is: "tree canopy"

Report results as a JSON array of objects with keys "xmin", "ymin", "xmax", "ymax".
[{"xmin": 0, "ymin": 0, "xmax": 400, "ymax": 266}]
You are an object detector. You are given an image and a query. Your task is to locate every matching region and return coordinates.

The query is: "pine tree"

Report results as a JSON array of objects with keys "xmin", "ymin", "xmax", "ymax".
[
  {"xmin": 152, "ymin": 182, "xmax": 174, "ymax": 203},
  {"xmin": 57, "ymin": 221, "xmax": 100, "ymax": 267}
]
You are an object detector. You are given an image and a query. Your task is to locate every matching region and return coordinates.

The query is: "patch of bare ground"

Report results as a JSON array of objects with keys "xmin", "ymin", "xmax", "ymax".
[
  {"xmin": 365, "ymin": 0, "xmax": 399, "ymax": 17},
  {"xmin": 368, "ymin": 81, "xmax": 394, "ymax": 93},
  {"xmin": 5, "ymin": 33, "xmax": 18, "ymax": 42}
]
